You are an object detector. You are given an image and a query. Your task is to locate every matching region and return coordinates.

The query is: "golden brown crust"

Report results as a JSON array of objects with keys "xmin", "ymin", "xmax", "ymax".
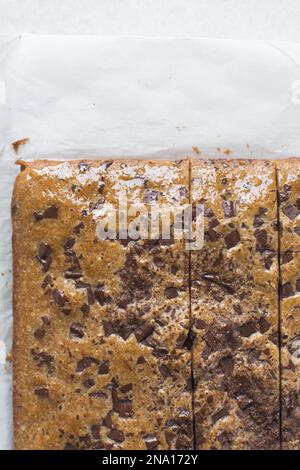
[
  {"xmin": 13, "ymin": 159, "xmax": 192, "ymax": 450},
  {"xmin": 191, "ymin": 159, "xmax": 280, "ymax": 450}
]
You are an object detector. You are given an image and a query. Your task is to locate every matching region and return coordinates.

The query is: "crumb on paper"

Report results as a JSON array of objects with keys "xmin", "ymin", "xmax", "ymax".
[
  {"xmin": 6, "ymin": 351, "xmax": 12, "ymax": 363},
  {"xmin": 192, "ymin": 146, "xmax": 201, "ymax": 154},
  {"xmin": 223, "ymin": 148, "xmax": 233, "ymax": 155},
  {"xmin": 12, "ymin": 137, "xmax": 29, "ymax": 154},
  {"xmin": 217, "ymin": 147, "xmax": 221, "ymax": 152}
]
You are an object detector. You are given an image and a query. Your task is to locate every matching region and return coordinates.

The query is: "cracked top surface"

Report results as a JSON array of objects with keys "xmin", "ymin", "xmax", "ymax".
[
  {"xmin": 13, "ymin": 159, "xmax": 192, "ymax": 450},
  {"xmin": 191, "ymin": 159, "xmax": 279, "ymax": 450}
]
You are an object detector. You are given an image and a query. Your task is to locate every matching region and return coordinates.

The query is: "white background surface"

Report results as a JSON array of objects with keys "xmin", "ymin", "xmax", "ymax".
[{"xmin": 0, "ymin": 0, "xmax": 300, "ymax": 42}]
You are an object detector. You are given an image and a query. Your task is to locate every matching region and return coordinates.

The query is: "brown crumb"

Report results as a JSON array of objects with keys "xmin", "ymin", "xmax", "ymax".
[
  {"xmin": 6, "ymin": 351, "xmax": 12, "ymax": 363},
  {"xmin": 192, "ymin": 146, "xmax": 201, "ymax": 154},
  {"xmin": 223, "ymin": 148, "xmax": 233, "ymax": 155},
  {"xmin": 12, "ymin": 138, "xmax": 29, "ymax": 154}
]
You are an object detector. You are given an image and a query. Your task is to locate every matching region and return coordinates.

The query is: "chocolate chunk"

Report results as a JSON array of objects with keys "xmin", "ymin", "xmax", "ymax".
[
  {"xmin": 61, "ymin": 308, "xmax": 72, "ymax": 316},
  {"xmin": 78, "ymin": 162, "xmax": 90, "ymax": 172},
  {"xmin": 76, "ymin": 357, "xmax": 99, "ymax": 372},
  {"xmin": 281, "ymin": 282, "xmax": 295, "ymax": 298},
  {"xmin": 41, "ymin": 315, "xmax": 51, "ymax": 325},
  {"xmin": 144, "ymin": 190, "xmax": 159, "ymax": 203},
  {"xmin": 183, "ymin": 329, "xmax": 196, "ymax": 350},
  {"xmin": 41, "ymin": 274, "xmax": 53, "ymax": 289},
  {"xmin": 154, "ymin": 257, "xmax": 165, "ymax": 268},
  {"xmin": 205, "ymin": 228, "xmax": 220, "ymax": 242},
  {"xmin": 78, "ymin": 305, "xmax": 89, "ymax": 318},
  {"xmin": 212, "ymin": 408, "xmax": 228, "ymax": 424},
  {"xmin": 239, "ymin": 321, "xmax": 257, "ymax": 337},
  {"xmin": 117, "ymin": 400, "xmax": 133, "ymax": 418},
  {"xmin": 209, "ymin": 217, "xmax": 219, "ymax": 229},
  {"xmin": 34, "ymin": 387, "xmax": 49, "ymax": 398},
  {"xmin": 70, "ymin": 322, "xmax": 84, "ymax": 339},
  {"xmin": 201, "ymin": 273, "xmax": 235, "ymax": 295},
  {"xmin": 52, "ymin": 289, "xmax": 68, "ymax": 307},
  {"xmin": 294, "ymin": 227, "xmax": 300, "ymax": 237},
  {"xmin": 159, "ymin": 365, "xmax": 171, "ymax": 379},
  {"xmin": 36, "ymin": 243, "xmax": 52, "ymax": 272},
  {"xmin": 31, "ymin": 350, "xmax": 55, "ymax": 374},
  {"xmin": 259, "ymin": 318, "xmax": 270, "ymax": 334},
  {"xmin": 116, "ymin": 293, "xmax": 132, "ymax": 309},
  {"xmin": 63, "ymin": 237, "xmax": 76, "ymax": 250},
  {"xmin": 87, "ymin": 286, "xmax": 95, "ymax": 305},
  {"xmin": 144, "ymin": 435, "xmax": 159, "ymax": 450},
  {"xmin": 164, "ymin": 287, "xmax": 178, "ymax": 299},
  {"xmin": 119, "ymin": 383, "xmax": 133, "ymax": 393},
  {"xmin": 98, "ymin": 361, "xmax": 110, "ymax": 375},
  {"xmin": 64, "ymin": 269, "xmax": 82, "ymax": 280},
  {"xmin": 108, "ymin": 429, "xmax": 125, "ymax": 443},
  {"xmin": 73, "ymin": 222, "xmax": 85, "ymax": 234},
  {"xmin": 282, "ymin": 205, "xmax": 299, "ymax": 220},
  {"xmin": 83, "ymin": 378, "xmax": 95, "ymax": 389},
  {"xmin": 262, "ymin": 250, "xmax": 276, "ymax": 270},
  {"xmin": 219, "ymin": 355, "xmax": 234, "ymax": 374},
  {"xmin": 94, "ymin": 285, "xmax": 112, "ymax": 305},
  {"xmin": 204, "ymin": 208, "xmax": 215, "ymax": 218},
  {"xmin": 296, "ymin": 279, "xmax": 300, "ymax": 291},
  {"xmin": 103, "ymin": 321, "xmax": 114, "ymax": 336},
  {"xmin": 75, "ymin": 280, "xmax": 90, "ymax": 289},
  {"xmin": 136, "ymin": 356, "xmax": 146, "ymax": 364},
  {"xmin": 224, "ymin": 229, "xmax": 240, "ymax": 249},
  {"xmin": 217, "ymin": 431, "xmax": 233, "ymax": 449},
  {"xmin": 279, "ymin": 185, "xmax": 291, "ymax": 203},
  {"xmin": 34, "ymin": 328, "xmax": 46, "ymax": 340},
  {"xmin": 90, "ymin": 424, "xmax": 100, "ymax": 440},
  {"xmin": 222, "ymin": 200, "xmax": 236, "ymax": 218},
  {"xmin": 102, "ymin": 411, "xmax": 113, "ymax": 428},
  {"xmin": 253, "ymin": 215, "xmax": 264, "ymax": 227},
  {"xmin": 34, "ymin": 205, "xmax": 58, "ymax": 221},
  {"xmin": 254, "ymin": 229, "xmax": 268, "ymax": 250},
  {"xmin": 134, "ymin": 324, "xmax": 154, "ymax": 342},
  {"xmin": 282, "ymin": 250, "xmax": 293, "ymax": 264}
]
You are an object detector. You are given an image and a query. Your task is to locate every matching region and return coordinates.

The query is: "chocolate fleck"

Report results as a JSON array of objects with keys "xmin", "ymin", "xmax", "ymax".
[
  {"xmin": 34, "ymin": 206, "xmax": 58, "ymax": 221},
  {"xmin": 36, "ymin": 243, "xmax": 52, "ymax": 272},
  {"xmin": 108, "ymin": 429, "xmax": 125, "ymax": 443},
  {"xmin": 70, "ymin": 322, "xmax": 84, "ymax": 339},
  {"xmin": 34, "ymin": 387, "xmax": 49, "ymax": 398},
  {"xmin": 144, "ymin": 435, "xmax": 159, "ymax": 450},
  {"xmin": 224, "ymin": 229, "xmax": 240, "ymax": 249},
  {"xmin": 98, "ymin": 361, "xmax": 110, "ymax": 375},
  {"xmin": 282, "ymin": 282, "xmax": 295, "ymax": 298},
  {"xmin": 83, "ymin": 378, "xmax": 95, "ymax": 389},
  {"xmin": 34, "ymin": 328, "xmax": 46, "ymax": 340},
  {"xmin": 282, "ymin": 205, "xmax": 299, "ymax": 220},
  {"xmin": 239, "ymin": 321, "xmax": 256, "ymax": 337},
  {"xmin": 164, "ymin": 287, "xmax": 178, "ymax": 299},
  {"xmin": 134, "ymin": 324, "xmax": 154, "ymax": 343},
  {"xmin": 219, "ymin": 355, "xmax": 234, "ymax": 374},
  {"xmin": 52, "ymin": 289, "xmax": 68, "ymax": 307},
  {"xmin": 222, "ymin": 200, "xmax": 236, "ymax": 218}
]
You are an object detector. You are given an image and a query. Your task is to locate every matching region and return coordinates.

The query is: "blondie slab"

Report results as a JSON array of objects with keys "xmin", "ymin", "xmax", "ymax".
[
  {"xmin": 191, "ymin": 159, "xmax": 280, "ymax": 450},
  {"xmin": 277, "ymin": 159, "xmax": 300, "ymax": 450},
  {"xmin": 13, "ymin": 159, "xmax": 192, "ymax": 450}
]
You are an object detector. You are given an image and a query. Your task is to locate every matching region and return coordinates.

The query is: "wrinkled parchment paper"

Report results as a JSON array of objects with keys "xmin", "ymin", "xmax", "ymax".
[{"xmin": 1, "ymin": 34, "xmax": 300, "ymax": 449}]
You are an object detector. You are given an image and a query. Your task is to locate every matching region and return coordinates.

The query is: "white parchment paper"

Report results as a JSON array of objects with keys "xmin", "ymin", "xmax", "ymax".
[{"xmin": 1, "ymin": 34, "xmax": 300, "ymax": 449}]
